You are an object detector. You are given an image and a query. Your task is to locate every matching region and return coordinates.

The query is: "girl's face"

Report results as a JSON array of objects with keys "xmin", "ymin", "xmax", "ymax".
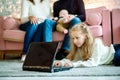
[{"xmin": 71, "ymin": 31, "xmax": 87, "ymax": 48}]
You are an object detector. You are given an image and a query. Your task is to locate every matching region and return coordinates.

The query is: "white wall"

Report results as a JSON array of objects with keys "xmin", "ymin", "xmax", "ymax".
[
  {"xmin": 84, "ymin": 0, "xmax": 120, "ymax": 10},
  {"xmin": 0, "ymin": 0, "xmax": 120, "ymax": 18}
]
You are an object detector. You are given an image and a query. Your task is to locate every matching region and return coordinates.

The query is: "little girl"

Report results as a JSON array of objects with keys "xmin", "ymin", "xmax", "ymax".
[{"xmin": 54, "ymin": 23, "xmax": 120, "ymax": 67}]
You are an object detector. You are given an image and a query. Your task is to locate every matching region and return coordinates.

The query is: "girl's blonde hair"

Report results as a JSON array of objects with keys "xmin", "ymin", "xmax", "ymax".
[{"xmin": 67, "ymin": 23, "xmax": 94, "ymax": 61}]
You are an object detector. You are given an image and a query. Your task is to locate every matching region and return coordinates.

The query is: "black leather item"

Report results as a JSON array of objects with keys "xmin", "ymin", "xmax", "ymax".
[
  {"xmin": 22, "ymin": 42, "xmax": 72, "ymax": 72},
  {"xmin": 23, "ymin": 42, "xmax": 60, "ymax": 72}
]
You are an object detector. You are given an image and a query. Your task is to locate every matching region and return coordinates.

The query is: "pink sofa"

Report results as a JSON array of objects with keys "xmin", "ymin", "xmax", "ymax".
[
  {"xmin": 111, "ymin": 8, "xmax": 120, "ymax": 44},
  {"xmin": 0, "ymin": 6, "xmax": 112, "ymax": 60},
  {"xmin": 85, "ymin": 7, "xmax": 111, "ymax": 46}
]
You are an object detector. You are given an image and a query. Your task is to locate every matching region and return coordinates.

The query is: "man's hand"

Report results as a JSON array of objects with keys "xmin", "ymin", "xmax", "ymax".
[
  {"xmin": 52, "ymin": 17, "xmax": 58, "ymax": 22},
  {"xmin": 62, "ymin": 14, "xmax": 75, "ymax": 23},
  {"xmin": 69, "ymin": 14, "xmax": 75, "ymax": 21}
]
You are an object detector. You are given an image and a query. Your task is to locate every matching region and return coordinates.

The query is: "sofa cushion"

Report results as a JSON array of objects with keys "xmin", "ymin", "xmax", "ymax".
[
  {"xmin": 86, "ymin": 12, "xmax": 102, "ymax": 25},
  {"xmin": 3, "ymin": 17, "xmax": 20, "ymax": 30},
  {"xmin": 89, "ymin": 25, "xmax": 102, "ymax": 37},
  {"xmin": 3, "ymin": 30, "xmax": 64, "ymax": 42},
  {"xmin": 3, "ymin": 30, "xmax": 25, "ymax": 42}
]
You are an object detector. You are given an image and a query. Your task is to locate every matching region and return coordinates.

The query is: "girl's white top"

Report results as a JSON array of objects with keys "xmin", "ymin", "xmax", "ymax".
[
  {"xmin": 60, "ymin": 38, "xmax": 115, "ymax": 67},
  {"xmin": 21, "ymin": 0, "xmax": 51, "ymax": 24}
]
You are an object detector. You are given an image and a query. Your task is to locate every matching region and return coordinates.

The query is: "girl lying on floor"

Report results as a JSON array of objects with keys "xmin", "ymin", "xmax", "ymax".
[{"xmin": 54, "ymin": 23, "xmax": 120, "ymax": 67}]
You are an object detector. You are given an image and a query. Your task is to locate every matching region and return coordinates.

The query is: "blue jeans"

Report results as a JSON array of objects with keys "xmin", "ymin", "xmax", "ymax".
[
  {"xmin": 113, "ymin": 44, "xmax": 120, "ymax": 66},
  {"xmin": 42, "ymin": 19, "xmax": 56, "ymax": 42},
  {"xmin": 43, "ymin": 17, "xmax": 81, "ymax": 51},
  {"xmin": 20, "ymin": 21, "xmax": 55, "ymax": 54}
]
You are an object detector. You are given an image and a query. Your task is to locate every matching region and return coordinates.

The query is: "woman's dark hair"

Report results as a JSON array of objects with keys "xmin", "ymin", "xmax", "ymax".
[{"xmin": 29, "ymin": 0, "xmax": 43, "ymax": 4}]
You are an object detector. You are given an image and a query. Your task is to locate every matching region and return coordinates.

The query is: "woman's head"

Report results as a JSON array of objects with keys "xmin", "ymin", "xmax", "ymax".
[
  {"xmin": 67, "ymin": 23, "xmax": 94, "ymax": 61},
  {"xmin": 29, "ymin": 0, "xmax": 43, "ymax": 4}
]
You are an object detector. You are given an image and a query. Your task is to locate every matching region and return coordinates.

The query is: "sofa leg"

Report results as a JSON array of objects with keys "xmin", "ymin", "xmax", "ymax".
[
  {"xmin": 0, "ymin": 50, "xmax": 22, "ymax": 60},
  {"xmin": 0, "ymin": 51, "xmax": 5, "ymax": 60},
  {"xmin": 4, "ymin": 50, "xmax": 22, "ymax": 60}
]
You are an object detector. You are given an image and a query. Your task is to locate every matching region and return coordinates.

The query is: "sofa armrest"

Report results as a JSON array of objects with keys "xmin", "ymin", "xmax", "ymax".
[
  {"xmin": 111, "ymin": 9, "xmax": 120, "ymax": 44},
  {"xmin": 102, "ymin": 9, "xmax": 112, "ymax": 46},
  {"xmin": 0, "ymin": 16, "xmax": 5, "ymax": 50}
]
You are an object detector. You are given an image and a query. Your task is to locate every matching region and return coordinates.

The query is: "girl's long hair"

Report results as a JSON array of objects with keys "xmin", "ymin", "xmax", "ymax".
[
  {"xmin": 67, "ymin": 23, "xmax": 94, "ymax": 61},
  {"xmin": 29, "ymin": 0, "xmax": 43, "ymax": 4}
]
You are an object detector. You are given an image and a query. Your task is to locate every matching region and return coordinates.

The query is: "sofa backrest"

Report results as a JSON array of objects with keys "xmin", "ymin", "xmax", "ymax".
[
  {"xmin": 85, "ymin": 6, "xmax": 112, "ymax": 46},
  {"xmin": 85, "ymin": 6, "xmax": 107, "ymax": 26},
  {"xmin": 2, "ymin": 17, "xmax": 20, "ymax": 30},
  {"xmin": 111, "ymin": 8, "xmax": 120, "ymax": 44}
]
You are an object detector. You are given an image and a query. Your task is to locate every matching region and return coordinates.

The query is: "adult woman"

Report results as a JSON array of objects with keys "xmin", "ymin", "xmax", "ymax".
[
  {"xmin": 44, "ymin": 0, "xmax": 86, "ymax": 60},
  {"xmin": 20, "ymin": 0, "xmax": 51, "ymax": 61}
]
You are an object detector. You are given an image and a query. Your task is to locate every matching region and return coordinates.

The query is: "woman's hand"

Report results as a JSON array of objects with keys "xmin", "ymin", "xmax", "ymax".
[
  {"xmin": 54, "ymin": 61, "xmax": 62, "ymax": 67},
  {"xmin": 29, "ymin": 16, "xmax": 39, "ymax": 24}
]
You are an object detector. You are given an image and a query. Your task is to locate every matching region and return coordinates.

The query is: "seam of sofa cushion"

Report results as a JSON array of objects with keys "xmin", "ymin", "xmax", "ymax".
[{"xmin": 3, "ymin": 38, "xmax": 24, "ymax": 43}]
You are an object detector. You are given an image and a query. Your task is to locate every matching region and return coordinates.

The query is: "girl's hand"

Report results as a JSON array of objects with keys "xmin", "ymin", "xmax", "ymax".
[
  {"xmin": 29, "ymin": 16, "xmax": 39, "ymax": 24},
  {"xmin": 54, "ymin": 61, "xmax": 62, "ymax": 67},
  {"xmin": 64, "ymin": 62, "xmax": 73, "ymax": 67}
]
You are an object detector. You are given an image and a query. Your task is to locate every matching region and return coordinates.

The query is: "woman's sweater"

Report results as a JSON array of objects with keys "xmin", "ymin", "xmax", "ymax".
[
  {"xmin": 21, "ymin": 0, "xmax": 51, "ymax": 24},
  {"xmin": 60, "ymin": 38, "xmax": 115, "ymax": 67}
]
